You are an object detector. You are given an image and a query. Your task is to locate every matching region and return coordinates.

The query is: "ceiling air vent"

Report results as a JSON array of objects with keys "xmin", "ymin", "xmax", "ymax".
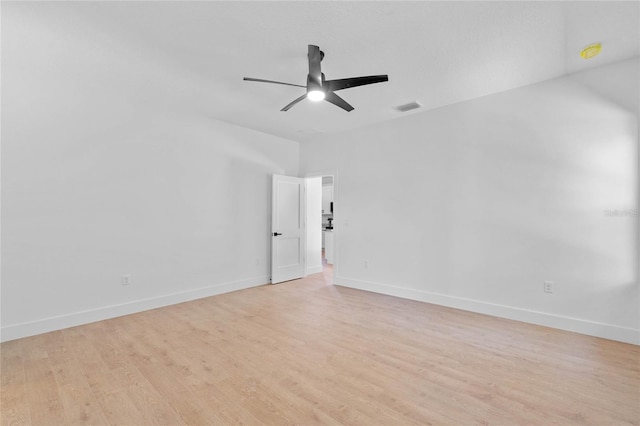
[{"xmin": 395, "ymin": 101, "xmax": 422, "ymax": 112}]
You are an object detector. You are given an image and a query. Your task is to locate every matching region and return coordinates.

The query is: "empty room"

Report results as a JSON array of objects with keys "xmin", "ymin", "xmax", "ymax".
[{"xmin": 1, "ymin": 1, "xmax": 639, "ymax": 425}]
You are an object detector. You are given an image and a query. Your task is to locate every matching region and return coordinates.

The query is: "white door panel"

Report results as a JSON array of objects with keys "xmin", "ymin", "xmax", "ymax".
[{"xmin": 272, "ymin": 174, "xmax": 305, "ymax": 284}]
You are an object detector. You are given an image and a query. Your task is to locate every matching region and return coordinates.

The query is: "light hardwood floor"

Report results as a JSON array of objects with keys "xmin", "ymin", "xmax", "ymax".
[{"xmin": 2, "ymin": 266, "xmax": 639, "ymax": 425}]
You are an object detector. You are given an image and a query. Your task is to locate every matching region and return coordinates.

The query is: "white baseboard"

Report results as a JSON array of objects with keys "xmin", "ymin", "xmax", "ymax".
[
  {"xmin": 336, "ymin": 276, "xmax": 640, "ymax": 345},
  {"xmin": 0, "ymin": 275, "xmax": 269, "ymax": 343},
  {"xmin": 306, "ymin": 265, "xmax": 324, "ymax": 276}
]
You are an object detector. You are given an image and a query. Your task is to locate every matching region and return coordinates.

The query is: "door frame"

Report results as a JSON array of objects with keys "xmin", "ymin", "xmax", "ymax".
[{"xmin": 304, "ymin": 169, "xmax": 338, "ymax": 284}]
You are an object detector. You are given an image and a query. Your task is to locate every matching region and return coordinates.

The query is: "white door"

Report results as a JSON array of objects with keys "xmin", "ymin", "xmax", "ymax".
[{"xmin": 271, "ymin": 174, "xmax": 305, "ymax": 284}]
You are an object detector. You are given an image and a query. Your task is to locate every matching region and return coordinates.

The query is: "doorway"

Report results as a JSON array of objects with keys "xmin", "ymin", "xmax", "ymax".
[
  {"xmin": 320, "ymin": 175, "xmax": 334, "ymax": 267},
  {"xmin": 305, "ymin": 171, "xmax": 337, "ymax": 284}
]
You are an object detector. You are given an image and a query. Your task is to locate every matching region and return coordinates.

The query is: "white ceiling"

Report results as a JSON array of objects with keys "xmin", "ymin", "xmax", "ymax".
[{"xmin": 9, "ymin": 1, "xmax": 640, "ymax": 142}]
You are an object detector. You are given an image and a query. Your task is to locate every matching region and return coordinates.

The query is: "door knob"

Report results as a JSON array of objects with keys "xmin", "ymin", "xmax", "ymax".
[{"xmin": 273, "ymin": 232, "xmax": 282, "ymax": 236}]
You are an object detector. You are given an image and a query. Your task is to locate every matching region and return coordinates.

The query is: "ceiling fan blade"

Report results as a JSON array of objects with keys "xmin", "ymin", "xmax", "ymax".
[
  {"xmin": 325, "ymin": 75, "xmax": 389, "ymax": 92},
  {"xmin": 307, "ymin": 45, "xmax": 323, "ymax": 89},
  {"xmin": 281, "ymin": 93, "xmax": 308, "ymax": 111},
  {"xmin": 243, "ymin": 77, "xmax": 305, "ymax": 88},
  {"xmin": 324, "ymin": 91, "xmax": 354, "ymax": 112}
]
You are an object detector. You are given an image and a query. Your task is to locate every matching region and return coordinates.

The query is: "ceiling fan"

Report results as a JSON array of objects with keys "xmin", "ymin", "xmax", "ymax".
[{"xmin": 244, "ymin": 44, "xmax": 388, "ymax": 112}]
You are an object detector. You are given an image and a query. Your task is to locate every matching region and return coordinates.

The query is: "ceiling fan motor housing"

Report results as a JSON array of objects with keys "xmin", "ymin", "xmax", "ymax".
[{"xmin": 307, "ymin": 73, "xmax": 326, "ymax": 94}]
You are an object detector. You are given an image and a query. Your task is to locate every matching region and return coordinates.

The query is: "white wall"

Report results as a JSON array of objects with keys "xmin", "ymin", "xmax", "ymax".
[
  {"xmin": 300, "ymin": 58, "xmax": 639, "ymax": 344},
  {"xmin": 1, "ymin": 4, "xmax": 299, "ymax": 341},
  {"xmin": 305, "ymin": 177, "xmax": 323, "ymax": 275}
]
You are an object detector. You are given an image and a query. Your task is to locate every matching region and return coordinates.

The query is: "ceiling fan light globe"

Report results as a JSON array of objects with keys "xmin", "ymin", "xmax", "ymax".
[{"xmin": 307, "ymin": 90, "xmax": 325, "ymax": 102}]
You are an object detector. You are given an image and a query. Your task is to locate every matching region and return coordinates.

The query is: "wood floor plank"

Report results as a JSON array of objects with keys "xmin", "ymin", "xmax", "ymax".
[
  {"xmin": 68, "ymin": 324, "xmax": 185, "ymax": 425},
  {"xmin": 61, "ymin": 327, "xmax": 147, "ymax": 425},
  {"xmin": 119, "ymin": 331, "xmax": 217, "ymax": 424},
  {"xmin": 1, "ymin": 340, "xmax": 31, "ymax": 426},
  {"xmin": 50, "ymin": 359, "xmax": 108, "ymax": 425},
  {"xmin": 21, "ymin": 338, "xmax": 66, "ymax": 425},
  {"xmin": 2, "ymin": 266, "xmax": 639, "ymax": 425}
]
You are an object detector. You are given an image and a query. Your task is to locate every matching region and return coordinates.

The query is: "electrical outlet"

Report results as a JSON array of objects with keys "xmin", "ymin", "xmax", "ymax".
[
  {"xmin": 122, "ymin": 274, "xmax": 131, "ymax": 286},
  {"xmin": 544, "ymin": 281, "xmax": 553, "ymax": 293}
]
